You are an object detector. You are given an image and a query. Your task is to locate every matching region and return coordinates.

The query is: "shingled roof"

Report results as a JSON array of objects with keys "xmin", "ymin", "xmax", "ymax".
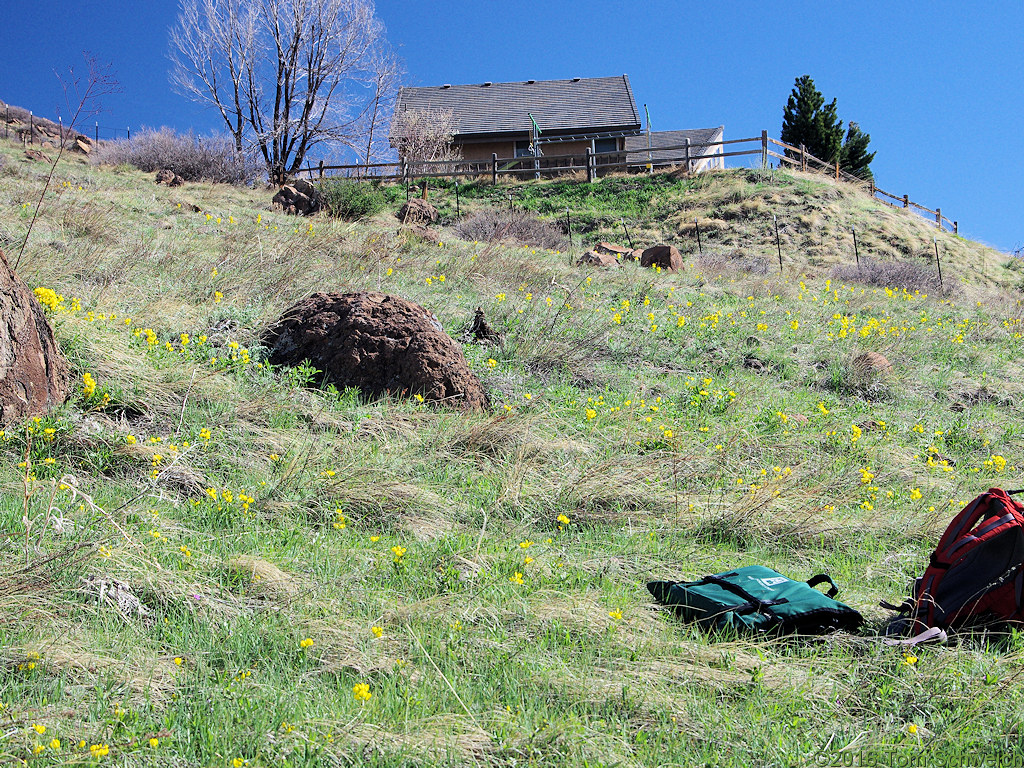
[
  {"xmin": 625, "ymin": 127, "xmax": 725, "ymax": 163},
  {"xmin": 392, "ymin": 76, "xmax": 641, "ymax": 140}
]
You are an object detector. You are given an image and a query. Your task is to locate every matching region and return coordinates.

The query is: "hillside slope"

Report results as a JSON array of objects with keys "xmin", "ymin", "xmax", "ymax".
[{"xmin": 2, "ymin": 142, "xmax": 1023, "ymax": 767}]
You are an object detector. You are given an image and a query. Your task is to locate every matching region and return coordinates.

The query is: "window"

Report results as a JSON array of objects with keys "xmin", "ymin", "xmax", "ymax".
[
  {"xmin": 514, "ymin": 140, "xmax": 535, "ymax": 158},
  {"xmin": 593, "ymin": 138, "xmax": 617, "ymax": 154}
]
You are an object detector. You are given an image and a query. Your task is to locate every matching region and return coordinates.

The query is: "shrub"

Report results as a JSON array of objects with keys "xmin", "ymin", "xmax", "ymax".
[
  {"xmin": 830, "ymin": 256, "xmax": 954, "ymax": 295},
  {"xmin": 696, "ymin": 248, "xmax": 770, "ymax": 276},
  {"xmin": 455, "ymin": 209, "xmax": 568, "ymax": 250},
  {"xmin": 92, "ymin": 127, "xmax": 260, "ymax": 185},
  {"xmin": 317, "ymin": 178, "xmax": 385, "ymax": 220}
]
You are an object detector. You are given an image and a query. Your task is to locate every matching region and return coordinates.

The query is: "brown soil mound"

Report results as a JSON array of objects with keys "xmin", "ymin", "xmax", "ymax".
[{"xmin": 263, "ymin": 292, "xmax": 487, "ymax": 411}]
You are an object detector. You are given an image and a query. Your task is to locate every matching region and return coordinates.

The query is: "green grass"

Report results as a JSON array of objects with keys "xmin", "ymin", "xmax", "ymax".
[{"xmin": 2, "ymin": 141, "xmax": 1024, "ymax": 766}]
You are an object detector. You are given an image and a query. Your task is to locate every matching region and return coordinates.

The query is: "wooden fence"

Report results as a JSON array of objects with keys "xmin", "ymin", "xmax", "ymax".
[{"xmin": 299, "ymin": 132, "xmax": 957, "ymax": 234}]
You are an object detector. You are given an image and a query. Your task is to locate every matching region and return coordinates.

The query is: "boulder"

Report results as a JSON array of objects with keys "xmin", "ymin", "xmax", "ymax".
[
  {"xmin": 397, "ymin": 198, "xmax": 438, "ymax": 226},
  {"xmin": 263, "ymin": 291, "xmax": 487, "ymax": 411},
  {"xmin": 71, "ymin": 136, "xmax": 92, "ymax": 154},
  {"xmin": 0, "ymin": 249, "xmax": 70, "ymax": 424},
  {"xmin": 640, "ymin": 244, "xmax": 684, "ymax": 272},
  {"xmin": 577, "ymin": 250, "xmax": 619, "ymax": 268},
  {"xmin": 155, "ymin": 169, "xmax": 185, "ymax": 187},
  {"xmin": 272, "ymin": 179, "xmax": 321, "ymax": 216}
]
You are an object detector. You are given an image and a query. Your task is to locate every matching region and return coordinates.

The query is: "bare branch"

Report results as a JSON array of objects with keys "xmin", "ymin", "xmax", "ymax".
[
  {"xmin": 170, "ymin": 0, "xmax": 394, "ymax": 183},
  {"xmin": 389, "ymin": 107, "xmax": 463, "ymax": 174}
]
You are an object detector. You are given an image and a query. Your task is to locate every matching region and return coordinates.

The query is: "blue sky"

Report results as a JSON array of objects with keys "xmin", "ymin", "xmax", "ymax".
[{"xmin": 3, "ymin": 1, "xmax": 1021, "ymax": 252}]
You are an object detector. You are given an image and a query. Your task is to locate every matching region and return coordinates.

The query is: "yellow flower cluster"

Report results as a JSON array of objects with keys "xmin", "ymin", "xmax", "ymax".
[{"xmin": 352, "ymin": 683, "xmax": 372, "ymax": 701}]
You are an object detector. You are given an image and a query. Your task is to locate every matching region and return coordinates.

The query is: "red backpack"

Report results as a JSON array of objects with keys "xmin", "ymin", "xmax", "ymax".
[{"xmin": 887, "ymin": 487, "xmax": 1024, "ymax": 635}]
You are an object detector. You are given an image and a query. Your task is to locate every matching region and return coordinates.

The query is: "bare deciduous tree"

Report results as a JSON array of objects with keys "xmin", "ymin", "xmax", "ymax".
[
  {"xmin": 170, "ymin": 0, "xmax": 399, "ymax": 184},
  {"xmin": 389, "ymin": 108, "xmax": 462, "ymax": 174}
]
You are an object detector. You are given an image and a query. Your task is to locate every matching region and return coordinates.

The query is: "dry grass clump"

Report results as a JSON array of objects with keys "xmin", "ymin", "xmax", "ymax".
[
  {"xmin": 456, "ymin": 208, "xmax": 568, "ymax": 251},
  {"xmin": 225, "ymin": 555, "xmax": 299, "ymax": 600}
]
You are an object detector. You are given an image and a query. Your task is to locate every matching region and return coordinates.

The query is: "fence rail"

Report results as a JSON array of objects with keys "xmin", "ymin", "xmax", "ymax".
[{"xmin": 298, "ymin": 132, "xmax": 956, "ymax": 234}]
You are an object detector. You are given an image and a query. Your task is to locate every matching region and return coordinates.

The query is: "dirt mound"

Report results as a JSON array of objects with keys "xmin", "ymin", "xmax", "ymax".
[
  {"xmin": 397, "ymin": 199, "xmax": 438, "ymax": 225},
  {"xmin": 263, "ymin": 292, "xmax": 487, "ymax": 411},
  {"xmin": 0, "ymin": 249, "xmax": 70, "ymax": 424}
]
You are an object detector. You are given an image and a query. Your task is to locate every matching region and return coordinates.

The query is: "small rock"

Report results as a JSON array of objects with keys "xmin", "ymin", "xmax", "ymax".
[
  {"xmin": 593, "ymin": 242, "xmax": 632, "ymax": 258},
  {"xmin": 578, "ymin": 250, "xmax": 619, "ymax": 268},
  {"xmin": 155, "ymin": 169, "xmax": 184, "ymax": 187}
]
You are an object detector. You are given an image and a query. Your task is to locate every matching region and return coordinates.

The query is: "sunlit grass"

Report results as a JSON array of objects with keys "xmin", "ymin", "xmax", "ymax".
[{"xmin": 1, "ymin": 142, "xmax": 1022, "ymax": 766}]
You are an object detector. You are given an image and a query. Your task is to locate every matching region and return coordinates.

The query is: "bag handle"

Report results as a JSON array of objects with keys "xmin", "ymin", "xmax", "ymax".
[{"xmin": 806, "ymin": 574, "xmax": 839, "ymax": 599}]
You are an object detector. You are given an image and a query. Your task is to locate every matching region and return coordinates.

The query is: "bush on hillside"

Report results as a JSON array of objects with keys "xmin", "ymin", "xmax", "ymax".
[
  {"xmin": 317, "ymin": 178, "xmax": 385, "ymax": 220},
  {"xmin": 455, "ymin": 209, "xmax": 568, "ymax": 251},
  {"xmin": 830, "ymin": 256, "xmax": 956, "ymax": 295},
  {"xmin": 92, "ymin": 127, "xmax": 260, "ymax": 185}
]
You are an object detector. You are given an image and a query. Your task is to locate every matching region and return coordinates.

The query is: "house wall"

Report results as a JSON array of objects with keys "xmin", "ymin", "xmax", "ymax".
[
  {"xmin": 454, "ymin": 137, "xmax": 622, "ymax": 162},
  {"xmin": 457, "ymin": 140, "xmax": 517, "ymax": 161}
]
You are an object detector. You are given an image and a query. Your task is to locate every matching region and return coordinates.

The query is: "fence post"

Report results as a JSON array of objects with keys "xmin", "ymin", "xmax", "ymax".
[
  {"xmin": 903, "ymin": 194, "xmax": 909, "ymax": 209},
  {"xmin": 127, "ymin": 126, "xmax": 130, "ymax": 141},
  {"xmin": 869, "ymin": 179, "xmax": 875, "ymax": 197},
  {"xmin": 761, "ymin": 130, "xmax": 768, "ymax": 169},
  {"xmin": 4, "ymin": 106, "xmax": 8, "ymax": 139},
  {"xmin": 935, "ymin": 207, "xmax": 941, "ymax": 228},
  {"xmin": 774, "ymin": 215, "xmax": 783, "ymax": 274},
  {"xmin": 585, "ymin": 148, "xmax": 594, "ymax": 183},
  {"xmin": 953, "ymin": 221, "xmax": 958, "ymax": 235},
  {"xmin": 684, "ymin": 138, "xmax": 691, "ymax": 174},
  {"xmin": 29, "ymin": 111, "xmax": 33, "ymax": 144},
  {"xmin": 835, "ymin": 159, "xmax": 840, "ymax": 181},
  {"xmin": 800, "ymin": 144, "xmax": 806, "ymax": 172},
  {"xmin": 318, "ymin": 160, "xmax": 324, "ymax": 179},
  {"xmin": 491, "ymin": 153, "xmax": 497, "ymax": 185}
]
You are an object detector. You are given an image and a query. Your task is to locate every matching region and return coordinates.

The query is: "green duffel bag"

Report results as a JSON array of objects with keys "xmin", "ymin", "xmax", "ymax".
[{"xmin": 647, "ymin": 565, "xmax": 863, "ymax": 635}]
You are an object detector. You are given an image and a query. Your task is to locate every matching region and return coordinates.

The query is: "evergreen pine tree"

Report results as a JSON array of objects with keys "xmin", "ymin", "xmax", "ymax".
[
  {"xmin": 839, "ymin": 121, "xmax": 875, "ymax": 181},
  {"xmin": 780, "ymin": 75, "xmax": 844, "ymax": 162}
]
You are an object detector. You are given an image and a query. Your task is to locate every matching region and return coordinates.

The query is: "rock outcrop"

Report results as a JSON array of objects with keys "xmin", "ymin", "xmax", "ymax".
[
  {"xmin": 0, "ymin": 250, "xmax": 70, "ymax": 424},
  {"xmin": 640, "ymin": 244, "xmax": 684, "ymax": 272},
  {"xmin": 272, "ymin": 180, "xmax": 321, "ymax": 216}
]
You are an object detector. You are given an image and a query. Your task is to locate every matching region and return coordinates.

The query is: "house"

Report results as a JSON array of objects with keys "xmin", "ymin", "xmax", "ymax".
[
  {"xmin": 625, "ymin": 127, "xmax": 725, "ymax": 173},
  {"xmin": 391, "ymin": 75, "xmax": 642, "ymax": 163}
]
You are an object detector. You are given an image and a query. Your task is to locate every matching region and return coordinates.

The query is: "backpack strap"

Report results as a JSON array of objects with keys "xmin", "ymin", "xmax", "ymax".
[
  {"xmin": 698, "ymin": 574, "xmax": 787, "ymax": 622},
  {"xmin": 882, "ymin": 626, "xmax": 948, "ymax": 647},
  {"xmin": 806, "ymin": 574, "xmax": 840, "ymax": 599}
]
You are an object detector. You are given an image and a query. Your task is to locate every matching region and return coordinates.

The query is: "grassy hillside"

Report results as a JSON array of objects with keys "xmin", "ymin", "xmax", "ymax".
[{"xmin": 2, "ymin": 142, "xmax": 1024, "ymax": 767}]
